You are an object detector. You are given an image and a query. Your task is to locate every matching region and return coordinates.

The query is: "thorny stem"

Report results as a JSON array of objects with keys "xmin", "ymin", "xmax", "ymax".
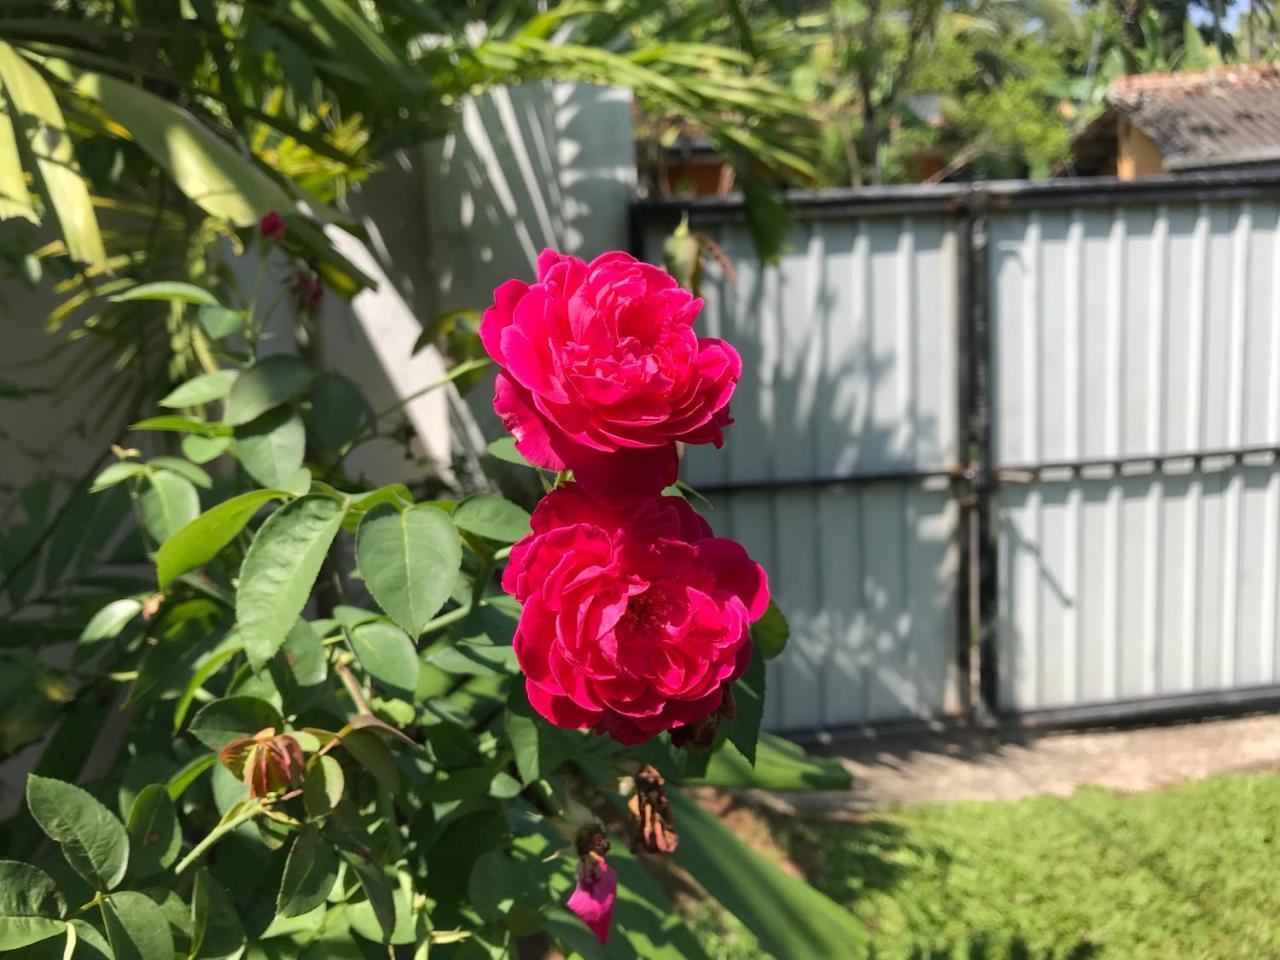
[
  {"xmin": 335, "ymin": 662, "xmax": 374, "ymax": 716},
  {"xmin": 174, "ymin": 799, "xmax": 264, "ymax": 878},
  {"xmin": 369, "ymin": 357, "xmax": 493, "ymax": 426},
  {"xmin": 470, "ymin": 554, "xmax": 495, "ymax": 612},
  {"xmin": 244, "ymin": 251, "xmax": 268, "ymax": 350}
]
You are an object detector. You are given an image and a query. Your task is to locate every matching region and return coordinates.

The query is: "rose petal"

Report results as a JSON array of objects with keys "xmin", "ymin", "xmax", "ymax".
[
  {"xmin": 493, "ymin": 372, "xmax": 565, "ymax": 471},
  {"xmin": 567, "ymin": 859, "xmax": 617, "ymax": 944}
]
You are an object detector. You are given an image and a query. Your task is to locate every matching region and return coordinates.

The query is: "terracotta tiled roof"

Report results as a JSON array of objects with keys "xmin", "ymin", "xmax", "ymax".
[{"xmin": 1107, "ymin": 65, "xmax": 1280, "ymax": 170}]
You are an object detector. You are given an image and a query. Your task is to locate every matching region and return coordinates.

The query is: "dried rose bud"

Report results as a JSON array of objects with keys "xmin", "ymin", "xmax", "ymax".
[
  {"xmin": 290, "ymin": 266, "xmax": 323, "ymax": 313},
  {"xmin": 219, "ymin": 727, "xmax": 305, "ymax": 798},
  {"xmin": 575, "ymin": 823, "xmax": 611, "ymax": 860},
  {"xmin": 258, "ymin": 211, "xmax": 286, "ymax": 242},
  {"xmin": 627, "ymin": 764, "xmax": 678, "ymax": 855},
  {"xmin": 670, "ymin": 682, "xmax": 737, "ymax": 751}
]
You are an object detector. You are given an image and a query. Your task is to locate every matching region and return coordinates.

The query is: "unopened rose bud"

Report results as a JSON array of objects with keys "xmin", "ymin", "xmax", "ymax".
[
  {"xmin": 670, "ymin": 682, "xmax": 737, "ymax": 751},
  {"xmin": 258, "ymin": 211, "xmax": 286, "ymax": 242},
  {"xmin": 219, "ymin": 728, "xmax": 305, "ymax": 798}
]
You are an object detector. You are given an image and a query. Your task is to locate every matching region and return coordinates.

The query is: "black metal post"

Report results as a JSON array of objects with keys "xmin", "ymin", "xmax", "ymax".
[
  {"xmin": 954, "ymin": 199, "xmax": 976, "ymax": 719},
  {"xmin": 964, "ymin": 195, "xmax": 999, "ymax": 725}
]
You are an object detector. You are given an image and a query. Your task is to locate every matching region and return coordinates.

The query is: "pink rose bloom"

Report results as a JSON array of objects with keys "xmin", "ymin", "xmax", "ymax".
[
  {"xmin": 567, "ymin": 856, "xmax": 617, "ymax": 944},
  {"xmin": 503, "ymin": 484, "xmax": 769, "ymax": 744},
  {"xmin": 482, "ymin": 250, "xmax": 741, "ymax": 500}
]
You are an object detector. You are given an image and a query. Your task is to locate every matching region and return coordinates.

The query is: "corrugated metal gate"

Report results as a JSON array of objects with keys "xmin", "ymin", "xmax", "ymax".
[{"xmin": 634, "ymin": 174, "xmax": 1280, "ymax": 734}]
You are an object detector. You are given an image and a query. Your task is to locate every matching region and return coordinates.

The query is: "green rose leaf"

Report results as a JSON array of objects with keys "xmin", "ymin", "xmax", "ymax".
[
  {"xmin": 159, "ymin": 369, "xmax": 239, "ymax": 409},
  {"xmin": 751, "ymin": 599, "xmax": 789, "ymax": 660},
  {"xmin": 340, "ymin": 852, "xmax": 397, "ymax": 944},
  {"xmin": 237, "ymin": 496, "xmax": 345, "ymax": 670},
  {"xmin": 223, "ymin": 355, "xmax": 315, "ymax": 427},
  {"xmin": 357, "ymin": 504, "xmax": 461, "ymax": 636},
  {"xmin": 504, "ymin": 693, "xmax": 541, "ymax": 785},
  {"xmin": 197, "ymin": 306, "xmax": 246, "ymax": 341},
  {"xmin": 25, "ymin": 775, "xmax": 129, "ymax": 891},
  {"xmin": 68, "ymin": 919, "xmax": 113, "ymax": 959},
  {"xmin": 0, "ymin": 861, "xmax": 68, "ymax": 951},
  {"xmin": 130, "ymin": 415, "xmax": 229, "ymax": 437},
  {"xmin": 125, "ymin": 785, "xmax": 181, "ymax": 878},
  {"xmin": 0, "ymin": 917, "xmax": 65, "ymax": 951},
  {"xmin": 78, "ymin": 598, "xmax": 142, "ymax": 648},
  {"xmin": 720, "ymin": 639, "xmax": 766, "ymax": 765},
  {"xmin": 277, "ymin": 826, "xmax": 339, "ymax": 919},
  {"xmin": 89, "ymin": 461, "xmax": 145, "ymax": 492},
  {"xmin": 347, "ymin": 620, "xmax": 420, "ymax": 701},
  {"xmin": 156, "ymin": 489, "xmax": 288, "ymax": 589},
  {"xmin": 146, "ymin": 457, "xmax": 213, "ymax": 489},
  {"xmin": 138, "ymin": 470, "xmax": 200, "ymax": 545},
  {"xmin": 109, "ymin": 281, "xmax": 219, "ymax": 306},
  {"xmin": 181, "ymin": 434, "xmax": 232, "ymax": 464},
  {"xmin": 102, "ymin": 890, "xmax": 174, "ymax": 960},
  {"xmin": 302, "ymin": 754, "xmax": 345, "ymax": 818},
  {"xmin": 308, "ymin": 372, "xmax": 374, "ymax": 460},
  {"xmin": 281, "ymin": 619, "xmax": 327, "ymax": 687},
  {"xmin": 485, "ymin": 437, "xmax": 535, "ymax": 468},
  {"xmin": 452, "ymin": 494, "xmax": 531, "ymax": 543},
  {"xmin": 191, "ymin": 868, "xmax": 245, "ymax": 960},
  {"xmin": 341, "ymin": 729, "xmax": 398, "ymax": 791},
  {"xmin": 234, "ymin": 406, "xmax": 306, "ymax": 490},
  {"xmin": 0, "ymin": 861, "xmax": 65, "ymax": 920},
  {"xmin": 426, "ymin": 637, "xmax": 517, "ymax": 677}
]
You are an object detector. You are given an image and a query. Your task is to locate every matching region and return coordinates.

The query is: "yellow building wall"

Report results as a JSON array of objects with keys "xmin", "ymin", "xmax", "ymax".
[{"xmin": 1117, "ymin": 117, "xmax": 1165, "ymax": 179}]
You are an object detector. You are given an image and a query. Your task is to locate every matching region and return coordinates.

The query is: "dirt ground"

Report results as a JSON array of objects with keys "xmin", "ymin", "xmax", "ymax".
[{"xmin": 756, "ymin": 711, "xmax": 1280, "ymax": 814}]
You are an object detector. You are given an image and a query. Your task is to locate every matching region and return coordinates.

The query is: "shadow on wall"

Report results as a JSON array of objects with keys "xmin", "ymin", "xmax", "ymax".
[
  {"xmin": 424, "ymin": 81, "xmax": 635, "ymax": 310},
  {"xmin": 660, "ymin": 214, "xmax": 961, "ymax": 733},
  {"xmin": 417, "ymin": 82, "xmax": 636, "ymax": 446}
]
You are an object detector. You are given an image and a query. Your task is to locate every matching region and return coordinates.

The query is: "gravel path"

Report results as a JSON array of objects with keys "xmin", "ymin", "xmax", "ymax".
[{"xmin": 761, "ymin": 712, "xmax": 1280, "ymax": 814}]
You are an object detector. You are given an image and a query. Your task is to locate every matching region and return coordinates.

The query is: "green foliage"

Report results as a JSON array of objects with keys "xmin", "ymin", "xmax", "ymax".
[
  {"xmin": 125, "ymin": 786, "xmax": 181, "ymax": 880},
  {"xmin": 356, "ymin": 505, "xmax": 461, "ymax": 636},
  {"xmin": 25, "ymin": 775, "xmax": 130, "ymax": 891},
  {"xmin": 0, "ymin": 269, "xmax": 854, "ymax": 958}
]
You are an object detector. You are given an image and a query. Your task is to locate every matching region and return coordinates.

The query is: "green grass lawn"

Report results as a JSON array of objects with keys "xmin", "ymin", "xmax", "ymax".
[{"xmin": 688, "ymin": 772, "xmax": 1280, "ymax": 960}]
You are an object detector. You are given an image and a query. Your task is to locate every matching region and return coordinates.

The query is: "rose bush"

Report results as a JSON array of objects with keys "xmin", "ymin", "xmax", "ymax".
[
  {"xmin": 481, "ymin": 250, "xmax": 742, "ymax": 500},
  {"xmin": 0, "ymin": 244, "xmax": 866, "ymax": 960},
  {"xmin": 504, "ymin": 483, "xmax": 769, "ymax": 744}
]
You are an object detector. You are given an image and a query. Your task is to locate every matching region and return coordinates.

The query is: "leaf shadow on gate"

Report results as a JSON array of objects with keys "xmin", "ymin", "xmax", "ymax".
[{"xmin": 688, "ymin": 217, "xmax": 959, "ymax": 732}]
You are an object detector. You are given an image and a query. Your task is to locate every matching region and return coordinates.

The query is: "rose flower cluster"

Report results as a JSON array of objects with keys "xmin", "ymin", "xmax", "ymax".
[
  {"xmin": 483, "ymin": 249, "xmax": 771, "ymax": 944},
  {"xmin": 485, "ymin": 250, "xmax": 770, "ymax": 745}
]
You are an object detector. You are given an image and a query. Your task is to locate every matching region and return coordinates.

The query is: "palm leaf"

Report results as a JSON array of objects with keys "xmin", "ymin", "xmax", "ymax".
[{"xmin": 0, "ymin": 40, "xmax": 105, "ymax": 267}]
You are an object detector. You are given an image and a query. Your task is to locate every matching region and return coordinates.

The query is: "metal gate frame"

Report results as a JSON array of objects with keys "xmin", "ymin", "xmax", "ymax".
[{"xmin": 632, "ymin": 171, "xmax": 1280, "ymax": 733}]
